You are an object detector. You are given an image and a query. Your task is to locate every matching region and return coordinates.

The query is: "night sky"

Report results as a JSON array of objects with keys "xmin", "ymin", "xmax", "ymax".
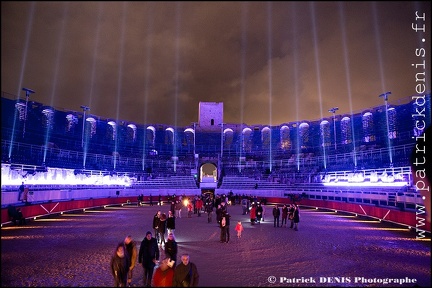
[{"xmin": 1, "ymin": 1, "xmax": 430, "ymax": 127}]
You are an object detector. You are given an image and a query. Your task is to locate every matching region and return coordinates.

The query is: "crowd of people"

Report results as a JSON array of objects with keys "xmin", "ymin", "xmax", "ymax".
[
  {"xmin": 110, "ymin": 192, "xmax": 303, "ymax": 287},
  {"xmin": 110, "ymin": 229, "xmax": 198, "ymax": 287},
  {"xmin": 111, "ymin": 194, "xmax": 205, "ymax": 287}
]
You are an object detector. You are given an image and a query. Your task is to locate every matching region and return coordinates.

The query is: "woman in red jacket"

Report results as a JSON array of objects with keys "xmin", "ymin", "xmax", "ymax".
[
  {"xmin": 153, "ymin": 257, "xmax": 175, "ymax": 287},
  {"xmin": 250, "ymin": 203, "xmax": 257, "ymax": 225}
]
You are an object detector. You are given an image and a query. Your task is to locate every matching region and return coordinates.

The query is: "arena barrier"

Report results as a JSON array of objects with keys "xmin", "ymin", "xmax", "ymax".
[{"xmin": 2, "ymin": 188, "xmax": 430, "ymax": 233}]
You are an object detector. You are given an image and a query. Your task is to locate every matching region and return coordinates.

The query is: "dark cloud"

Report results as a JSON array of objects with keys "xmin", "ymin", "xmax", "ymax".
[{"xmin": 1, "ymin": 1, "xmax": 430, "ymax": 127}]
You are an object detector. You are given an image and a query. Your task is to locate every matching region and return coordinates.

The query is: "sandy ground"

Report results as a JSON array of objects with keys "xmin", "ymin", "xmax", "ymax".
[{"xmin": 1, "ymin": 203, "xmax": 431, "ymax": 287}]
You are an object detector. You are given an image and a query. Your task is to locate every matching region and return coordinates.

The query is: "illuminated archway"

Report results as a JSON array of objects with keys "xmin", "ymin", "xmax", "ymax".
[{"xmin": 199, "ymin": 162, "xmax": 217, "ymax": 182}]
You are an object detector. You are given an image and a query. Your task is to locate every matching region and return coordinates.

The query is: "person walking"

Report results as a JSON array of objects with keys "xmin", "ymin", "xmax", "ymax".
[
  {"xmin": 224, "ymin": 212, "xmax": 231, "ymax": 243},
  {"xmin": 235, "ymin": 221, "xmax": 244, "ymax": 238},
  {"xmin": 205, "ymin": 199, "xmax": 214, "ymax": 223},
  {"xmin": 241, "ymin": 198, "xmax": 248, "ymax": 215},
  {"xmin": 172, "ymin": 253, "xmax": 199, "ymax": 287},
  {"xmin": 261, "ymin": 203, "xmax": 266, "ymax": 222},
  {"xmin": 192, "ymin": 196, "xmax": 198, "ymax": 214},
  {"xmin": 152, "ymin": 257, "xmax": 175, "ymax": 287},
  {"xmin": 111, "ymin": 242, "xmax": 129, "ymax": 287},
  {"xmin": 123, "ymin": 235, "xmax": 138, "ymax": 287},
  {"xmin": 219, "ymin": 211, "xmax": 231, "ymax": 243},
  {"xmin": 138, "ymin": 231, "xmax": 160, "ymax": 287},
  {"xmin": 166, "ymin": 210, "xmax": 176, "ymax": 235},
  {"xmin": 153, "ymin": 210, "xmax": 161, "ymax": 244},
  {"xmin": 187, "ymin": 200, "xmax": 193, "ymax": 218},
  {"xmin": 18, "ymin": 182, "xmax": 25, "ymax": 202},
  {"xmin": 256, "ymin": 203, "xmax": 263, "ymax": 223},
  {"xmin": 281, "ymin": 204, "xmax": 289, "ymax": 227},
  {"xmin": 293, "ymin": 204, "xmax": 300, "ymax": 231},
  {"xmin": 249, "ymin": 204, "xmax": 257, "ymax": 225},
  {"xmin": 158, "ymin": 213, "xmax": 167, "ymax": 246},
  {"xmin": 216, "ymin": 204, "xmax": 223, "ymax": 225},
  {"xmin": 272, "ymin": 205, "xmax": 281, "ymax": 227},
  {"xmin": 170, "ymin": 199, "xmax": 176, "ymax": 215},
  {"xmin": 175, "ymin": 200, "xmax": 183, "ymax": 218},
  {"xmin": 164, "ymin": 232, "xmax": 178, "ymax": 267},
  {"xmin": 138, "ymin": 194, "xmax": 144, "ymax": 206},
  {"xmin": 288, "ymin": 204, "xmax": 295, "ymax": 229},
  {"xmin": 195, "ymin": 197, "xmax": 203, "ymax": 217}
]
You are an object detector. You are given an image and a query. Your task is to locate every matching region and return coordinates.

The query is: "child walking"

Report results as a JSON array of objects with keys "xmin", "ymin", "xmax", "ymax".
[{"xmin": 235, "ymin": 221, "xmax": 244, "ymax": 238}]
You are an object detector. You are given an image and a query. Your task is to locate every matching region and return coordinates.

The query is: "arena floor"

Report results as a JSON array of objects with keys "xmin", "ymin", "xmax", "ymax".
[{"xmin": 1, "ymin": 203, "xmax": 431, "ymax": 287}]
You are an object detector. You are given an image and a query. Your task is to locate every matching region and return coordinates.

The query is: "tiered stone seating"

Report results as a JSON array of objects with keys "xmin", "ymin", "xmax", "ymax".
[
  {"xmin": 220, "ymin": 176, "xmax": 289, "ymax": 190},
  {"xmin": 133, "ymin": 175, "xmax": 197, "ymax": 189}
]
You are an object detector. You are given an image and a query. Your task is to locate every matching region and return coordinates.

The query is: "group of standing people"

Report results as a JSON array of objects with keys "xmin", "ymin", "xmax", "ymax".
[
  {"xmin": 249, "ymin": 202, "xmax": 300, "ymax": 230},
  {"xmin": 273, "ymin": 204, "xmax": 300, "ymax": 230},
  {"xmin": 152, "ymin": 210, "xmax": 176, "ymax": 247},
  {"xmin": 248, "ymin": 202, "xmax": 265, "ymax": 225}
]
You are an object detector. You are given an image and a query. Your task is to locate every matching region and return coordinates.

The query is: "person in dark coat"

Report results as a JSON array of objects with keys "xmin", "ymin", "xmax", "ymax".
[
  {"xmin": 18, "ymin": 182, "xmax": 25, "ymax": 202},
  {"xmin": 293, "ymin": 204, "xmax": 300, "ymax": 231},
  {"xmin": 139, "ymin": 231, "xmax": 160, "ymax": 287},
  {"xmin": 153, "ymin": 210, "xmax": 161, "ymax": 243},
  {"xmin": 172, "ymin": 253, "xmax": 199, "ymax": 287},
  {"xmin": 272, "ymin": 205, "xmax": 281, "ymax": 227},
  {"xmin": 170, "ymin": 200, "xmax": 176, "ymax": 215},
  {"xmin": 158, "ymin": 213, "xmax": 167, "ymax": 246},
  {"xmin": 219, "ymin": 212, "xmax": 231, "ymax": 243},
  {"xmin": 164, "ymin": 232, "xmax": 178, "ymax": 267},
  {"xmin": 111, "ymin": 242, "xmax": 129, "ymax": 287},
  {"xmin": 288, "ymin": 204, "xmax": 295, "ymax": 228},
  {"xmin": 281, "ymin": 204, "xmax": 289, "ymax": 227},
  {"xmin": 216, "ymin": 204, "xmax": 223, "ymax": 225},
  {"xmin": 205, "ymin": 200, "xmax": 214, "ymax": 223},
  {"xmin": 124, "ymin": 235, "xmax": 138, "ymax": 287},
  {"xmin": 256, "ymin": 203, "xmax": 263, "ymax": 223},
  {"xmin": 241, "ymin": 198, "xmax": 248, "ymax": 215},
  {"xmin": 166, "ymin": 210, "xmax": 176, "ymax": 234},
  {"xmin": 249, "ymin": 204, "xmax": 257, "ymax": 225}
]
